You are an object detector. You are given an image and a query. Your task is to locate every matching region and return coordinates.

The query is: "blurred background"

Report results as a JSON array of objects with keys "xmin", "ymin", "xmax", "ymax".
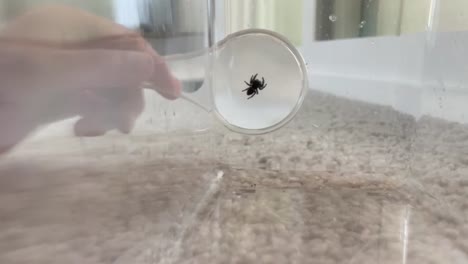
[
  {"xmin": 2, "ymin": 0, "xmax": 468, "ymax": 40},
  {"xmin": 0, "ymin": 0, "xmax": 467, "ymax": 138},
  {"xmin": 1, "ymin": 1, "xmax": 468, "ymax": 263}
]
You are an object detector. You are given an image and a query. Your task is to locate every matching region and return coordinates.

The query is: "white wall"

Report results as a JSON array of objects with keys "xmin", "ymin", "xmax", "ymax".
[
  {"xmin": 223, "ymin": 0, "xmax": 303, "ymax": 46},
  {"xmin": 375, "ymin": 0, "xmax": 402, "ymax": 36},
  {"xmin": 305, "ymin": 30, "xmax": 468, "ymax": 124},
  {"xmin": 304, "ymin": 34, "xmax": 425, "ymax": 118},
  {"xmin": 300, "ymin": 0, "xmax": 468, "ymax": 124},
  {"xmin": 112, "ymin": 0, "xmax": 139, "ymax": 28},
  {"xmin": 400, "ymin": 0, "xmax": 431, "ymax": 34},
  {"xmin": 438, "ymin": 0, "xmax": 468, "ymax": 32}
]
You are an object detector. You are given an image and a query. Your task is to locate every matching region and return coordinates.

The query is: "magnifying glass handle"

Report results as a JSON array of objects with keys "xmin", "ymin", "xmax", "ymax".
[
  {"xmin": 179, "ymin": 82, "xmax": 212, "ymax": 113},
  {"xmin": 163, "ymin": 50, "xmax": 215, "ymax": 113},
  {"xmin": 142, "ymin": 80, "xmax": 213, "ymax": 113},
  {"xmin": 147, "ymin": 29, "xmax": 308, "ymax": 134}
]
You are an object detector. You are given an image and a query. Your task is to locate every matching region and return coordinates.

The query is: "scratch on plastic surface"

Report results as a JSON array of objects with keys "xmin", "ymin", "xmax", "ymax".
[
  {"xmin": 113, "ymin": 170, "xmax": 224, "ymax": 264},
  {"xmin": 160, "ymin": 170, "xmax": 224, "ymax": 264}
]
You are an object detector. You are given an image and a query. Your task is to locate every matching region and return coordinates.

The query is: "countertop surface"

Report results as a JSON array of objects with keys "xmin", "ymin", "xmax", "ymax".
[{"xmin": 1, "ymin": 91, "xmax": 467, "ymax": 264}]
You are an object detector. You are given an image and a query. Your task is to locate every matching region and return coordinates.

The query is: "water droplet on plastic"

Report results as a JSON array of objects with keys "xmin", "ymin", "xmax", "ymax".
[
  {"xmin": 359, "ymin": 20, "xmax": 366, "ymax": 28},
  {"xmin": 329, "ymin": 15, "xmax": 337, "ymax": 22}
]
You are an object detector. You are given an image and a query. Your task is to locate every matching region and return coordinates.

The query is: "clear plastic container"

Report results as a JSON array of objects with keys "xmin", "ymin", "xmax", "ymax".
[{"xmin": 0, "ymin": 1, "xmax": 467, "ymax": 264}]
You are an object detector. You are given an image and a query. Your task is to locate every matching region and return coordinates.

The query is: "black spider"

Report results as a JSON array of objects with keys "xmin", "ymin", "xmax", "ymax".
[{"xmin": 243, "ymin": 74, "xmax": 267, "ymax": 99}]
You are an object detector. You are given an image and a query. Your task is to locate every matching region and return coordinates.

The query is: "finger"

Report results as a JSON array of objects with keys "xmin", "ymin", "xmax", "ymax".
[
  {"xmin": 0, "ymin": 45, "xmax": 154, "ymax": 94},
  {"xmin": 146, "ymin": 46, "xmax": 182, "ymax": 100},
  {"xmin": 0, "ymin": 5, "xmax": 132, "ymax": 44},
  {"xmin": 75, "ymin": 86, "xmax": 144, "ymax": 136},
  {"xmin": 73, "ymin": 34, "xmax": 147, "ymax": 51},
  {"xmin": 1, "ymin": 37, "xmax": 181, "ymax": 101},
  {"xmin": 71, "ymin": 35, "xmax": 181, "ymax": 100},
  {"xmin": 74, "ymin": 117, "xmax": 110, "ymax": 137},
  {"xmin": 52, "ymin": 47, "xmax": 182, "ymax": 101},
  {"xmin": 49, "ymin": 49, "xmax": 154, "ymax": 93},
  {"xmin": 109, "ymin": 86, "xmax": 144, "ymax": 134},
  {"xmin": 150, "ymin": 56, "xmax": 182, "ymax": 100},
  {"xmin": 73, "ymin": 90, "xmax": 114, "ymax": 137}
]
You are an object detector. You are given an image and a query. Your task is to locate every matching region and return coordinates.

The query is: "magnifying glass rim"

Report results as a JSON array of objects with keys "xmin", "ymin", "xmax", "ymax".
[{"xmin": 211, "ymin": 28, "xmax": 308, "ymax": 135}]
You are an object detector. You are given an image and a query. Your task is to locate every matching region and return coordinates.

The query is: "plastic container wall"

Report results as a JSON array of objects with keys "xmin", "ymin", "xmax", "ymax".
[{"xmin": 1, "ymin": 1, "xmax": 468, "ymax": 264}]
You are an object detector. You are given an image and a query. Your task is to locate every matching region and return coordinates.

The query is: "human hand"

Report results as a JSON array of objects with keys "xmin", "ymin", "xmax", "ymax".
[{"xmin": 0, "ymin": 5, "xmax": 181, "ymax": 154}]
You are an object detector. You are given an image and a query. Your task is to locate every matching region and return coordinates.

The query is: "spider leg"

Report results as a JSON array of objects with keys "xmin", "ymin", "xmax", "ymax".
[
  {"xmin": 248, "ymin": 94, "xmax": 256, "ymax": 99},
  {"xmin": 242, "ymin": 88, "xmax": 250, "ymax": 92},
  {"xmin": 259, "ymin": 77, "xmax": 266, "ymax": 90},
  {"xmin": 260, "ymin": 82, "xmax": 267, "ymax": 90},
  {"xmin": 250, "ymin": 74, "xmax": 257, "ymax": 83},
  {"xmin": 244, "ymin": 81, "xmax": 250, "ymax": 86}
]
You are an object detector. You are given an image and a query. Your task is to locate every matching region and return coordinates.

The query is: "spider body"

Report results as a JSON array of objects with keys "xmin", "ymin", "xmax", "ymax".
[{"xmin": 243, "ymin": 74, "xmax": 267, "ymax": 99}]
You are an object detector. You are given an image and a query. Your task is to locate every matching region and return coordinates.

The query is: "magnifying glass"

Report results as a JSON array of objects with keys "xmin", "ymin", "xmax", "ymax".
[{"xmin": 147, "ymin": 29, "xmax": 308, "ymax": 135}]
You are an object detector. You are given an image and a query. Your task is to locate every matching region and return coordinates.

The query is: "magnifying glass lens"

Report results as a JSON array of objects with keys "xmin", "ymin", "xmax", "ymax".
[
  {"xmin": 212, "ymin": 30, "xmax": 307, "ymax": 134},
  {"xmin": 165, "ymin": 29, "xmax": 308, "ymax": 134}
]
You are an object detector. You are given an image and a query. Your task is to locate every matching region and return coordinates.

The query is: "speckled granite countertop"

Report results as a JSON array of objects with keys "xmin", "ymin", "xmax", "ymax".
[{"xmin": 0, "ymin": 91, "xmax": 467, "ymax": 264}]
